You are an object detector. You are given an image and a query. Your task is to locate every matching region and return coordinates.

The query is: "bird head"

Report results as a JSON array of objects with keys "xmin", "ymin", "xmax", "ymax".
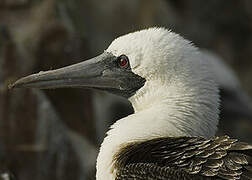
[{"xmin": 10, "ymin": 28, "xmax": 220, "ymax": 134}]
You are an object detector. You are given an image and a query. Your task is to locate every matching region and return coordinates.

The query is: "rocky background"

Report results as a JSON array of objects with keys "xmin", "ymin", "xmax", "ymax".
[{"xmin": 0, "ymin": 0, "xmax": 252, "ymax": 179}]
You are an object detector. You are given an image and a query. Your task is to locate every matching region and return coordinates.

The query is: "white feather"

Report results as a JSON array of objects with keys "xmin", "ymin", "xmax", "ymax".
[{"xmin": 96, "ymin": 27, "xmax": 220, "ymax": 180}]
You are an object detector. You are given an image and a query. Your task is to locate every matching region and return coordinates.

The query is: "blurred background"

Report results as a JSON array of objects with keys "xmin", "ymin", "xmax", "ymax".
[{"xmin": 0, "ymin": 0, "xmax": 252, "ymax": 179}]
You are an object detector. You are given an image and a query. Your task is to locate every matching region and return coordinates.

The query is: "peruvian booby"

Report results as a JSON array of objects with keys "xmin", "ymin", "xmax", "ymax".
[
  {"xmin": 10, "ymin": 27, "xmax": 252, "ymax": 180},
  {"xmin": 93, "ymin": 49, "xmax": 252, "ymax": 144}
]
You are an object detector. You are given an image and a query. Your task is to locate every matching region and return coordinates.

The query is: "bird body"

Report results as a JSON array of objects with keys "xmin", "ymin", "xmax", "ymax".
[
  {"xmin": 10, "ymin": 27, "xmax": 252, "ymax": 180},
  {"xmin": 97, "ymin": 28, "xmax": 220, "ymax": 179},
  {"xmin": 115, "ymin": 136, "xmax": 252, "ymax": 180}
]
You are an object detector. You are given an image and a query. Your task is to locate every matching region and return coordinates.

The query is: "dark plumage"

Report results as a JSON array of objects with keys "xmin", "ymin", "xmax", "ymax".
[{"xmin": 115, "ymin": 136, "xmax": 252, "ymax": 180}]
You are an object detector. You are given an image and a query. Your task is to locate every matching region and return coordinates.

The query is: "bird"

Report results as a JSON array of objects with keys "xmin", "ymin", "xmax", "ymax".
[
  {"xmin": 9, "ymin": 27, "xmax": 252, "ymax": 180},
  {"xmin": 92, "ymin": 49, "xmax": 252, "ymax": 145}
]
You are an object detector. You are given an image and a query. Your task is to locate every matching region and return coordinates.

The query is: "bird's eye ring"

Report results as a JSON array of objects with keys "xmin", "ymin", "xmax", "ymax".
[{"xmin": 117, "ymin": 55, "xmax": 129, "ymax": 68}]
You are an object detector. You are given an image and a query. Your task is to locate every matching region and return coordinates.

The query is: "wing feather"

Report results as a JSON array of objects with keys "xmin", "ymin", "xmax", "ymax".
[
  {"xmin": 115, "ymin": 163, "xmax": 204, "ymax": 180},
  {"xmin": 115, "ymin": 136, "xmax": 252, "ymax": 179}
]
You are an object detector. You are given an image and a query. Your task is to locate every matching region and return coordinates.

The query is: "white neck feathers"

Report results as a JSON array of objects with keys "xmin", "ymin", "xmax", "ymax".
[
  {"xmin": 96, "ymin": 27, "xmax": 220, "ymax": 180},
  {"xmin": 96, "ymin": 74, "xmax": 219, "ymax": 179}
]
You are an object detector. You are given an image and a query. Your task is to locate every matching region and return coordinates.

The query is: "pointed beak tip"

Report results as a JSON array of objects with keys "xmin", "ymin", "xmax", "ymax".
[
  {"xmin": 8, "ymin": 83, "xmax": 14, "ymax": 90},
  {"xmin": 8, "ymin": 77, "xmax": 28, "ymax": 90},
  {"xmin": 8, "ymin": 80, "xmax": 20, "ymax": 90}
]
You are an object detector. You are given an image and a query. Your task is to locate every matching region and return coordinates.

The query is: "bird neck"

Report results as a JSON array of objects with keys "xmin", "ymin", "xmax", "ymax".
[
  {"xmin": 96, "ymin": 103, "xmax": 182, "ymax": 180},
  {"xmin": 96, "ymin": 83, "xmax": 219, "ymax": 180},
  {"xmin": 129, "ymin": 77, "xmax": 220, "ymax": 138}
]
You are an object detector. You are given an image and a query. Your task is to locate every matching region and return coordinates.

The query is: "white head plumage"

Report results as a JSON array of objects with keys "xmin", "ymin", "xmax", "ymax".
[{"xmin": 97, "ymin": 27, "xmax": 220, "ymax": 179}]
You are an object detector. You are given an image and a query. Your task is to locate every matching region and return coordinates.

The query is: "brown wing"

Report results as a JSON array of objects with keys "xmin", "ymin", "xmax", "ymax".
[{"xmin": 114, "ymin": 136, "xmax": 252, "ymax": 180}]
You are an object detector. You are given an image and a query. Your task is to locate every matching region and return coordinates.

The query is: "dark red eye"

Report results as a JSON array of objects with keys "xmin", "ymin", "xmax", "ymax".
[{"xmin": 117, "ymin": 55, "xmax": 129, "ymax": 68}]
